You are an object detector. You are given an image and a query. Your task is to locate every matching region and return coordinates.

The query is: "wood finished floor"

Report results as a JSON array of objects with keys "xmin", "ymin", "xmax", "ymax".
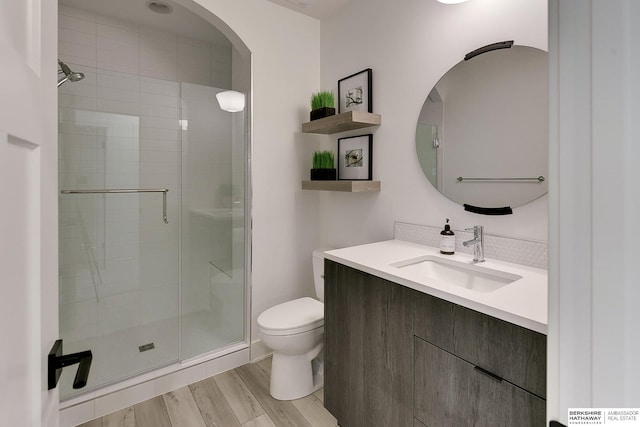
[{"xmin": 77, "ymin": 357, "xmax": 337, "ymax": 427}]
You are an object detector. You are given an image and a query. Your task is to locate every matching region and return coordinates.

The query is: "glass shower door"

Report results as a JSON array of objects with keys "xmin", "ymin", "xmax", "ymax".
[
  {"xmin": 58, "ymin": 71, "xmax": 247, "ymax": 399},
  {"xmin": 58, "ymin": 69, "xmax": 181, "ymax": 398},
  {"xmin": 416, "ymin": 123, "xmax": 439, "ymax": 189},
  {"xmin": 179, "ymin": 83, "xmax": 246, "ymax": 360}
]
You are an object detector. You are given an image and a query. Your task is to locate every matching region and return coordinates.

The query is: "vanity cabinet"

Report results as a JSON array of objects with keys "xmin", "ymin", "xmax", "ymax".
[
  {"xmin": 324, "ymin": 259, "xmax": 414, "ymax": 427},
  {"xmin": 324, "ymin": 260, "xmax": 546, "ymax": 427},
  {"xmin": 414, "ymin": 338, "xmax": 545, "ymax": 426},
  {"xmin": 413, "ymin": 293, "xmax": 546, "ymax": 427}
]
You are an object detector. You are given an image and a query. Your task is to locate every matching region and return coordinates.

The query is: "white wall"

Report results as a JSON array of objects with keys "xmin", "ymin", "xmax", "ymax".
[
  {"xmin": 189, "ymin": 0, "xmax": 321, "ymax": 344},
  {"xmin": 319, "ymin": 0, "xmax": 548, "ymax": 247}
]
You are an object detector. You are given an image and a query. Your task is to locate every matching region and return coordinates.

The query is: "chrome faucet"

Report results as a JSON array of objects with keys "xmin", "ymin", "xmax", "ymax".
[{"xmin": 463, "ymin": 225, "xmax": 485, "ymax": 262}]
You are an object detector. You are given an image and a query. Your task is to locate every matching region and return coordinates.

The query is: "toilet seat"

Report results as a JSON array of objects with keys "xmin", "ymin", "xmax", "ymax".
[{"xmin": 257, "ymin": 297, "xmax": 323, "ymax": 336}]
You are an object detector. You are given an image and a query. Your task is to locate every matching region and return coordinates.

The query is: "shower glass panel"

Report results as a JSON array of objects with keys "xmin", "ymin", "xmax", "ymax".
[
  {"xmin": 416, "ymin": 123, "xmax": 439, "ymax": 189},
  {"xmin": 180, "ymin": 83, "xmax": 245, "ymax": 360},
  {"xmin": 58, "ymin": 67, "xmax": 246, "ymax": 399}
]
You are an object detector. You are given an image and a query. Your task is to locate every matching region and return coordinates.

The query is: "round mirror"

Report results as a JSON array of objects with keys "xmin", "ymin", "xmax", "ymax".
[{"xmin": 416, "ymin": 44, "xmax": 548, "ymax": 211}]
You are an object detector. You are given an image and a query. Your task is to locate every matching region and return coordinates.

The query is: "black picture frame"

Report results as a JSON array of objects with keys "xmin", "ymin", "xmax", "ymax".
[
  {"xmin": 337, "ymin": 134, "xmax": 373, "ymax": 180},
  {"xmin": 338, "ymin": 68, "xmax": 372, "ymax": 113}
]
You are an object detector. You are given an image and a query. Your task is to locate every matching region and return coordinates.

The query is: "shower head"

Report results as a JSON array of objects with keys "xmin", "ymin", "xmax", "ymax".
[
  {"xmin": 69, "ymin": 72, "xmax": 85, "ymax": 82},
  {"xmin": 58, "ymin": 60, "xmax": 85, "ymax": 87},
  {"xmin": 58, "ymin": 60, "xmax": 72, "ymax": 76}
]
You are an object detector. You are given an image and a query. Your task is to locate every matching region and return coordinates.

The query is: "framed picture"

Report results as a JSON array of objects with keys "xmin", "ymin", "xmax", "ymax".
[
  {"xmin": 338, "ymin": 134, "xmax": 373, "ymax": 180},
  {"xmin": 338, "ymin": 68, "xmax": 372, "ymax": 113}
]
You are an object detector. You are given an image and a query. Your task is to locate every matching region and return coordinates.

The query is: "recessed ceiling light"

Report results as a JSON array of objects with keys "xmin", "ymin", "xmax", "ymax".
[
  {"xmin": 437, "ymin": 0, "xmax": 469, "ymax": 4},
  {"xmin": 146, "ymin": 0, "xmax": 173, "ymax": 14}
]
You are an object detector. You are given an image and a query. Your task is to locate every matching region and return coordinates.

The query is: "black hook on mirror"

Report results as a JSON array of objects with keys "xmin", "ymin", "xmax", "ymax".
[{"xmin": 464, "ymin": 40, "xmax": 514, "ymax": 61}]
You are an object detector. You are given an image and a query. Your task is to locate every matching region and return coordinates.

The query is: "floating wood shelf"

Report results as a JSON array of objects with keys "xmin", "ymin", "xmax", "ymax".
[
  {"xmin": 301, "ymin": 111, "xmax": 381, "ymax": 134},
  {"xmin": 301, "ymin": 180, "xmax": 381, "ymax": 192}
]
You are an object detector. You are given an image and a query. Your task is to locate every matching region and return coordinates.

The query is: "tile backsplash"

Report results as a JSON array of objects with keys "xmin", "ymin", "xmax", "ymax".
[{"xmin": 394, "ymin": 221, "xmax": 548, "ymax": 270}]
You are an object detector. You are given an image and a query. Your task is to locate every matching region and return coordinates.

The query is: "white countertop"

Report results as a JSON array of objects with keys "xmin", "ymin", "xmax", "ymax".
[{"xmin": 324, "ymin": 239, "xmax": 548, "ymax": 335}]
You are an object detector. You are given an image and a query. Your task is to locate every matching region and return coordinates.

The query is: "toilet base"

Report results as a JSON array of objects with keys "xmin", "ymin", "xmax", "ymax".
[{"xmin": 269, "ymin": 352, "xmax": 323, "ymax": 401}]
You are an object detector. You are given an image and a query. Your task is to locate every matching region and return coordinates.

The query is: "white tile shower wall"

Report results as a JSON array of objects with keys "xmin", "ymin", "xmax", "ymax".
[
  {"xmin": 58, "ymin": 5, "xmax": 232, "ymax": 91},
  {"xmin": 177, "ymin": 39, "xmax": 212, "ymax": 86},
  {"xmin": 58, "ymin": 11, "xmax": 98, "ymax": 68},
  {"xmin": 96, "ymin": 18, "xmax": 140, "ymax": 75},
  {"xmin": 394, "ymin": 221, "xmax": 548, "ymax": 270},
  {"xmin": 140, "ymin": 29, "xmax": 178, "ymax": 81},
  {"xmin": 58, "ymin": 5, "xmax": 232, "ymax": 342},
  {"xmin": 211, "ymin": 44, "xmax": 233, "ymax": 89}
]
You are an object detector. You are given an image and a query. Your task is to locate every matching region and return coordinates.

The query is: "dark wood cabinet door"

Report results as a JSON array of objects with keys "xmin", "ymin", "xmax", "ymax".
[
  {"xmin": 361, "ymin": 273, "xmax": 414, "ymax": 427},
  {"xmin": 324, "ymin": 260, "xmax": 414, "ymax": 427},
  {"xmin": 414, "ymin": 417, "xmax": 428, "ymax": 427},
  {"xmin": 413, "ymin": 292, "xmax": 456, "ymax": 352},
  {"xmin": 324, "ymin": 259, "xmax": 366, "ymax": 427},
  {"xmin": 452, "ymin": 305, "xmax": 547, "ymax": 398},
  {"xmin": 414, "ymin": 337, "xmax": 545, "ymax": 427}
]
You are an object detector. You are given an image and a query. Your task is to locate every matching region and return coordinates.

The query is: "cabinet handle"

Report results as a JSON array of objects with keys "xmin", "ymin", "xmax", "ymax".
[{"xmin": 473, "ymin": 365, "xmax": 503, "ymax": 383}]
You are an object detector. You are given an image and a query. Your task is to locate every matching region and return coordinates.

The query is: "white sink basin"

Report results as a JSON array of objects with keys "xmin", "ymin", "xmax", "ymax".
[{"xmin": 390, "ymin": 255, "xmax": 522, "ymax": 293}]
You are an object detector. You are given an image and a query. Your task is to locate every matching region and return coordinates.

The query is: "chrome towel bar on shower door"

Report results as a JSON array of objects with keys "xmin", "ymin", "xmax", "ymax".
[{"xmin": 60, "ymin": 188, "xmax": 169, "ymax": 224}]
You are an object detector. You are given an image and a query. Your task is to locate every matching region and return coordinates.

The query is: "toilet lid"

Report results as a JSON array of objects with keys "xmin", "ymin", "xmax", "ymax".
[{"xmin": 257, "ymin": 297, "xmax": 324, "ymax": 336}]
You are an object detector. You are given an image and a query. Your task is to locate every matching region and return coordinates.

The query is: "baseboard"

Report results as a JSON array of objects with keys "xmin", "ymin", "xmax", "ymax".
[{"xmin": 250, "ymin": 339, "xmax": 272, "ymax": 362}]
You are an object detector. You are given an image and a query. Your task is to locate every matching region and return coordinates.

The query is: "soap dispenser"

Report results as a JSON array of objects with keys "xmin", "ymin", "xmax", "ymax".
[{"xmin": 440, "ymin": 218, "xmax": 455, "ymax": 255}]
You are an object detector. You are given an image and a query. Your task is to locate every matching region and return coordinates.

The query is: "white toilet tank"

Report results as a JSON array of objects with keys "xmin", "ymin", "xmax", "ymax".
[{"xmin": 312, "ymin": 249, "xmax": 330, "ymax": 302}]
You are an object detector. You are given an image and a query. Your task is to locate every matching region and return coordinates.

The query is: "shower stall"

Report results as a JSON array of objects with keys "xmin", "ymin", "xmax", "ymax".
[{"xmin": 57, "ymin": 3, "xmax": 249, "ymax": 401}]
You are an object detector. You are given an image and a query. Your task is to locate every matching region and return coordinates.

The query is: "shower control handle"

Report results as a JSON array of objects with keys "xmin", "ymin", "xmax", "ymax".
[{"xmin": 48, "ymin": 339, "xmax": 93, "ymax": 390}]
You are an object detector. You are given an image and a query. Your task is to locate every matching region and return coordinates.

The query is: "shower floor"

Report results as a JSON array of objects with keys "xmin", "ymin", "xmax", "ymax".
[{"xmin": 60, "ymin": 310, "xmax": 240, "ymax": 400}]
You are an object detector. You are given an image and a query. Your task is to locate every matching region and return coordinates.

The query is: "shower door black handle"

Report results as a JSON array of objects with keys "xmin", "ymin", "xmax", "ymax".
[{"xmin": 48, "ymin": 339, "xmax": 93, "ymax": 390}]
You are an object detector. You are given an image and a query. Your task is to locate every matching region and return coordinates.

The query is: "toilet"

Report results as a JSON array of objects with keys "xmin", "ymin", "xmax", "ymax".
[{"xmin": 257, "ymin": 249, "xmax": 327, "ymax": 400}]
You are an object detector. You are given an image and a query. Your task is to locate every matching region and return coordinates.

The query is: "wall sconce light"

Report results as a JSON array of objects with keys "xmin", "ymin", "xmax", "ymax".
[{"xmin": 216, "ymin": 90, "xmax": 245, "ymax": 112}]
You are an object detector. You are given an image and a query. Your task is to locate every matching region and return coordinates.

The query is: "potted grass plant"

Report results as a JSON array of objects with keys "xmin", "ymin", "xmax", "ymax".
[
  {"xmin": 310, "ymin": 91, "xmax": 336, "ymax": 121},
  {"xmin": 310, "ymin": 150, "xmax": 336, "ymax": 180}
]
